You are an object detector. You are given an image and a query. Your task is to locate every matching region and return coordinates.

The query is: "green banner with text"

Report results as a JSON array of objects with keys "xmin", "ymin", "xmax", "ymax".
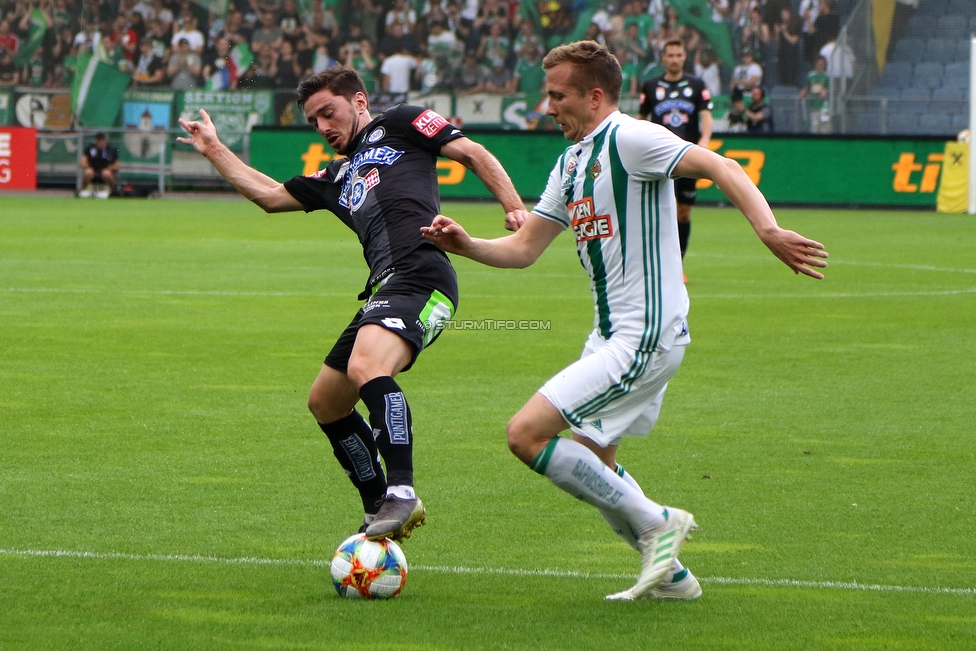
[
  {"xmin": 177, "ymin": 90, "xmax": 275, "ymax": 151},
  {"xmin": 249, "ymin": 129, "xmax": 952, "ymax": 207}
]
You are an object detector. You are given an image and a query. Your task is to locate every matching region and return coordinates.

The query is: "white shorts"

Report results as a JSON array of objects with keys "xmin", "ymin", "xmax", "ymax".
[{"xmin": 539, "ymin": 330, "xmax": 687, "ymax": 448}]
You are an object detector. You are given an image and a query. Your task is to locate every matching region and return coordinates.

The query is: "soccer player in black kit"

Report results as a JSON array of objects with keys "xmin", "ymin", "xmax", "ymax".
[
  {"xmin": 639, "ymin": 40, "xmax": 713, "ymax": 268},
  {"xmin": 178, "ymin": 67, "xmax": 526, "ymax": 542}
]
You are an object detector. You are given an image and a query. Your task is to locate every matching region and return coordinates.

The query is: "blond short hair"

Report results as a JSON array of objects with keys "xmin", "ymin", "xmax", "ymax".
[{"xmin": 542, "ymin": 40, "xmax": 622, "ymax": 105}]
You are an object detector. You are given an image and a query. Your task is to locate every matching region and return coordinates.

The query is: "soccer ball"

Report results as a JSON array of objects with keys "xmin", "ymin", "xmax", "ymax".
[{"xmin": 330, "ymin": 533, "xmax": 408, "ymax": 599}]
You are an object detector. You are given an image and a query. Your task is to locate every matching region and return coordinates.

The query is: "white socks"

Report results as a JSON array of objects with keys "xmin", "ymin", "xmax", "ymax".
[
  {"xmin": 386, "ymin": 485, "xmax": 416, "ymax": 500},
  {"xmin": 600, "ymin": 465, "xmax": 686, "ymax": 579},
  {"xmin": 532, "ymin": 437, "xmax": 666, "ymax": 535}
]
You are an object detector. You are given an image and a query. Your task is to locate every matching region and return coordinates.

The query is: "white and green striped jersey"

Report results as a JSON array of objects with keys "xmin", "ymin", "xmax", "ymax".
[{"xmin": 533, "ymin": 111, "xmax": 692, "ymax": 352}]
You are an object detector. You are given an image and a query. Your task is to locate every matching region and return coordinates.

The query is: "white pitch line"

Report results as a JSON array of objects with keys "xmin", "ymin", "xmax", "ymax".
[
  {"xmin": 690, "ymin": 287, "xmax": 976, "ymax": 299},
  {"xmin": 3, "ymin": 287, "xmax": 346, "ymax": 299},
  {"xmin": 1, "ymin": 548, "xmax": 973, "ymax": 597},
  {"xmin": 6, "ymin": 286, "xmax": 976, "ymax": 300},
  {"xmin": 830, "ymin": 260, "xmax": 976, "ymax": 275}
]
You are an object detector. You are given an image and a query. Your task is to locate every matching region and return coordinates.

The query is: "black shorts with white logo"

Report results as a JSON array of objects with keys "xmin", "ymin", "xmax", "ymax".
[
  {"xmin": 324, "ymin": 245, "xmax": 459, "ymax": 374},
  {"xmin": 674, "ymin": 176, "xmax": 698, "ymax": 206}
]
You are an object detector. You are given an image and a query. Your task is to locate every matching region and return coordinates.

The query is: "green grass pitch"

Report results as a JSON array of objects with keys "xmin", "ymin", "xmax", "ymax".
[{"xmin": 1, "ymin": 195, "xmax": 974, "ymax": 650}]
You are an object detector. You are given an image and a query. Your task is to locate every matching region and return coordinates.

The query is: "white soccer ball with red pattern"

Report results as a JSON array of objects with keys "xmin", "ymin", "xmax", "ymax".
[{"xmin": 330, "ymin": 533, "xmax": 408, "ymax": 599}]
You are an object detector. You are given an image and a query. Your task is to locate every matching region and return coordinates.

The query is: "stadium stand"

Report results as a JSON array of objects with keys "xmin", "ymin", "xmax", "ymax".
[
  {"xmin": 919, "ymin": 113, "xmax": 952, "ymax": 136},
  {"xmin": 892, "ymin": 38, "xmax": 926, "ymax": 64},
  {"xmin": 0, "ymin": 0, "xmax": 963, "ymax": 136},
  {"xmin": 881, "ymin": 62, "xmax": 913, "ymax": 89},
  {"xmin": 911, "ymin": 62, "xmax": 944, "ymax": 90},
  {"xmin": 887, "ymin": 112, "xmax": 918, "ymax": 135},
  {"xmin": 934, "ymin": 86, "xmax": 968, "ymax": 100}
]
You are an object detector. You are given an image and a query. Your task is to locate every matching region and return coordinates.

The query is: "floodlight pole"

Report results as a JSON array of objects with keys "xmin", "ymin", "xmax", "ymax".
[{"xmin": 970, "ymin": 35, "xmax": 975, "ymax": 214}]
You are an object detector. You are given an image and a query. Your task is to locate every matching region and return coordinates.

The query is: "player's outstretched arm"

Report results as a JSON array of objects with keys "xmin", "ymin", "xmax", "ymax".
[
  {"xmin": 177, "ymin": 109, "xmax": 303, "ymax": 213},
  {"xmin": 421, "ymin": 212, "xmax": 562, "ymax": 269},
  {"xmin": 439, "ymin": 137, "xmax": 526, "ymax": 231},
  {"xmin": 674, "ymin": 146, "xmax": 829, "ymax": 279}
]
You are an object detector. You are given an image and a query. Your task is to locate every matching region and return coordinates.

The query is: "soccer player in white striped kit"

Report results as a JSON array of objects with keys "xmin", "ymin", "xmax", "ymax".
[{"xmin": 423, "ymin": 41, "xmax": 828, "ymax": 600}]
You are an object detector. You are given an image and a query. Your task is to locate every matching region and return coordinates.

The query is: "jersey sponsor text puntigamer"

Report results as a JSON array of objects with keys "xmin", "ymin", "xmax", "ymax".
[{"xmin": 283, "ymin": 104, "xmax": 463, "ymax": 294}]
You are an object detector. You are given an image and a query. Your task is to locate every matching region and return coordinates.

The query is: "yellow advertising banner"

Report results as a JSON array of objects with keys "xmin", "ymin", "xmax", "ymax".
[{"xmin": 936, "ymin": 141, "xmax": 969, "ymax": 213}]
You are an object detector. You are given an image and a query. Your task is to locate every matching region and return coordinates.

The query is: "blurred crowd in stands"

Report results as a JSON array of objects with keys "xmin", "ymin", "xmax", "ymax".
[{"xmin": 0, "ymin": 0, "xmax": 853, "ymax": 97}]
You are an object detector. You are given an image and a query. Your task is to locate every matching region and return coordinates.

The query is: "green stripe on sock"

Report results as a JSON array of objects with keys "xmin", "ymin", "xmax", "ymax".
[{"xmin": 530, "ymin": 438, "xmax": 560, "ymax": 475}]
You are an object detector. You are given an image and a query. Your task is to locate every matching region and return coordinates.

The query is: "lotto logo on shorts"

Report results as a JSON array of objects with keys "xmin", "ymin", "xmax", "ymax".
[
  {"xmin": 569, "ymin": 197, "xmax": 613, "ymax": 242},
  {"xmin": 412, "ymin": 110, "xmax": 449, "ymax": 137}
]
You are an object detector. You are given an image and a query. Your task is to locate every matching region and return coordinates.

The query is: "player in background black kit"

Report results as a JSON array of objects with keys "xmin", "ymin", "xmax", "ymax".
[
  {"xmin": 178, "ymin": 67, "xmax": 527, "ymax": 542},
  {"xmin": 79, "ymin": 132, "xmax": 120, "ymax": 198},
  {"xmin": 638, "ymin": 40, "xmax": 713, "ymax": 274}
]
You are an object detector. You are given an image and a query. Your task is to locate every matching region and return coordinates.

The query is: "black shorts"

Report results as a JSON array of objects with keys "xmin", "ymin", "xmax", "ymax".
[
  {"xmin": 324, "ymin": 245, "xmax": 459, "ymax": 374},
  {"xmin": 674, "ymin": 177, "xmax": 698, "ymax": 206}
]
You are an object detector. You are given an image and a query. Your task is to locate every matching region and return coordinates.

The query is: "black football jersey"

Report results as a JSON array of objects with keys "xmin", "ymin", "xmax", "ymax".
[
  {"xmin": 86, "ymin": 144, "xmax": 118, "ymax": 171},
  {"xmin": 284, "ymin": 104, "xmax": 464, "ymax": 291},
  {"xmin": 639, "ymin": 75, "xmax": 713, "ymax": 144}
]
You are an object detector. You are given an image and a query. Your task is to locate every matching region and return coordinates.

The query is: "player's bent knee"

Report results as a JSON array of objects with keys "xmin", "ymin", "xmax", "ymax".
[
  {"xmin": 506, "ymin": 415, "xmax": 540, "ymax": 464},
  {"xmin": 307, "ymin": 391, "xmax": 345, "ymax": 424},
  {"xmin": 344, "ymin": 358, "xmax": 373, "ymax": 389}
]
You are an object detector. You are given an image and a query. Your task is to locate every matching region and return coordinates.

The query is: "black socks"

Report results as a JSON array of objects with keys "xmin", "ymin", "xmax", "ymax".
[
  {"xmin": 678, "ymin": 220, "xmax": 691, "ymax": 259},
  {"xmin": 318, "ymin": 411, "xmax": 386, "ymax": 515},
  {"xmin": 359, "ymin": 376, "xmax": 414, "ymax": 487}
]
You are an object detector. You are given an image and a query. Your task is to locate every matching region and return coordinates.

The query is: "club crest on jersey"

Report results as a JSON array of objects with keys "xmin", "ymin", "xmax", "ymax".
[
  {"xmin": 656, "ymin": 87, "xmax": 666, "ymax": 101},
  {"xmin": 366, "ymin": 127, "xmax": 385, "ymax": 143},
  {"xmin": 412, "ymin": 109, "xmax": 449, "ymax": 137},
  {"xmin": 667, "ymin": 111, "xmax": 687, "ymax": 128},
  {"xmin": 568, "ymin": 197, "xmax": 613, "ymax": 242},
  {"xmin": 588, "ymin": 159, "xmax": 602, "ymax": 180},
  {"xmin": 349, "ymin": 168, "xmax": 380, "ymax": 211}
]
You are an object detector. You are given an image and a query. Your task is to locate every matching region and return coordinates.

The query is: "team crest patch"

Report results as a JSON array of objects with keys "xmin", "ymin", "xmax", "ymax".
[
  {"xmin": 412, "ymin": 109, "xmax": 449, "ymax": 137},
  {"xmin": 349, "ymin": 168, "xmax": 380, "ymax": 211},
  {"xmin": 588, "ymin": 159, "xmax": 602, "ymax": 180},
  {"xmin": 656, "ymin": 87, "xmax": 665, "ymax": 101},
  {"xmin": 568, "ymin": 197, "xmax": 613, "ymax": 242},
  {"xmin": 366, "ymin": 127, "xmax": 385, "ymax": 143}
]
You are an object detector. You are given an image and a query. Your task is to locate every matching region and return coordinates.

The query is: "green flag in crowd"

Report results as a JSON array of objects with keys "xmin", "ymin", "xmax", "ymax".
[
  {"xmin": 669, "ymin": 0, "xmax": 735, "ymax": 66},
  {"xmin": 14, "ymin": 8, "xmax": 48, "ymax": 67},
  {"xmin": 71, "ymin": 51, "xmax": 131, "ymax": 127}
]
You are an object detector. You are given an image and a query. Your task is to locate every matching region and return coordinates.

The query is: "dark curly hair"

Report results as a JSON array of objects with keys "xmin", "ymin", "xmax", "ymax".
[{"xmin": 297, "ymin": 66, "xmax": 369, "ymax": 110}]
